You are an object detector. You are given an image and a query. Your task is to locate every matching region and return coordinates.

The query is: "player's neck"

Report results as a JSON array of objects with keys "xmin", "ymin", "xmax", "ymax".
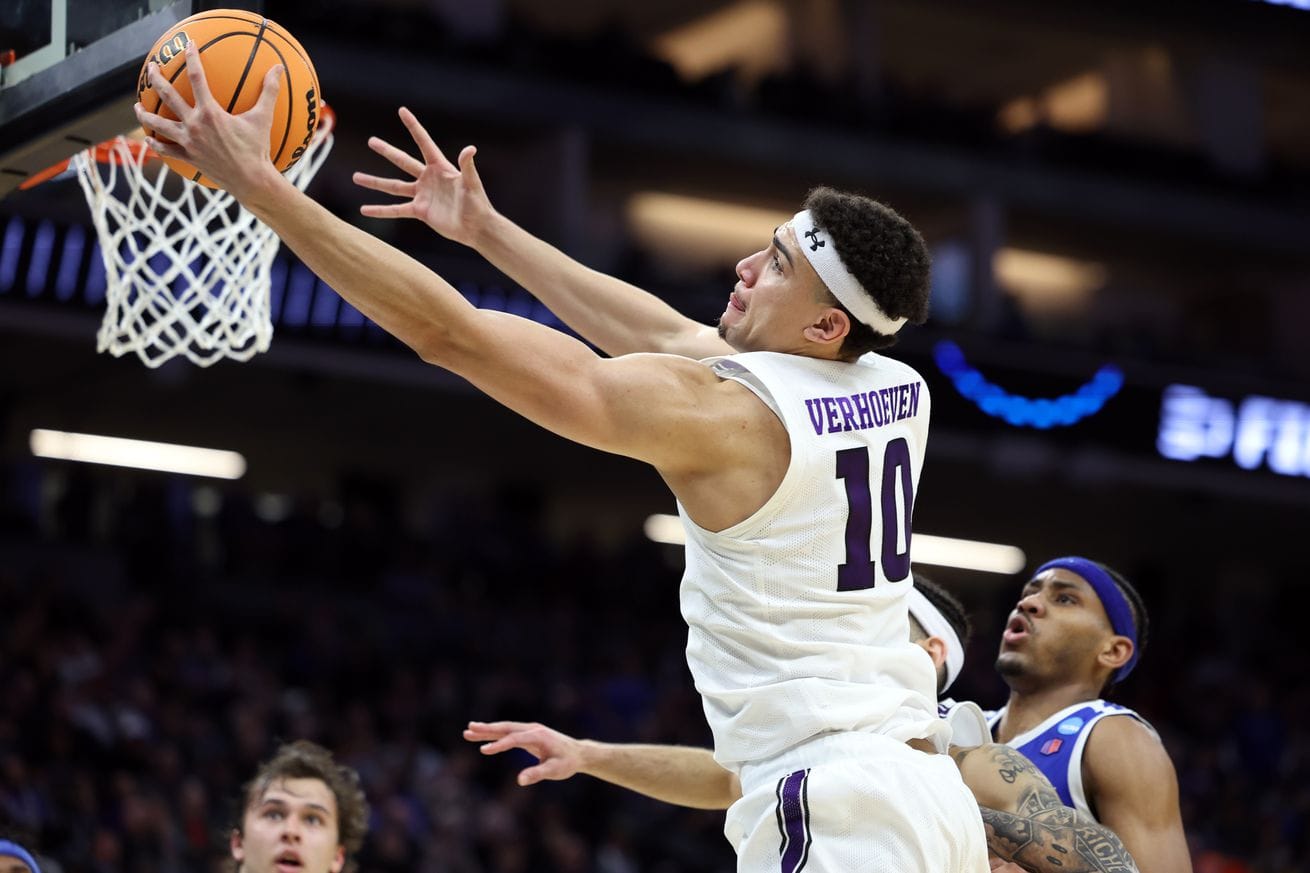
[{"xmin": 995, "ymin": 682, "xmax": 1103, "ymax": 742}]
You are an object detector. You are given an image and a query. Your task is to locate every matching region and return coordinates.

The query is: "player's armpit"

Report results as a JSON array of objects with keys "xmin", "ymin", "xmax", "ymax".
[
  {"xmin": 978, "ymin": 805, "xmax": 1139, "ymax": 873},
  {"xmin": 434, "ymin": 312, "xmax": 787, "ymax": 528}
]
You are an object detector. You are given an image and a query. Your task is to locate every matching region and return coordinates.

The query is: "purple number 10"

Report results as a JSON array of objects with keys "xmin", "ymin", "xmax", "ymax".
[{"xmin": 835, "ymin": 438, "xmax": 913, "ymax": 591}]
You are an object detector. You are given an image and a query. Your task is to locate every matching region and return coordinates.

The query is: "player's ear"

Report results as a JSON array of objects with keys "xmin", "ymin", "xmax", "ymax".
[
  {"xmin": 803, "ymin": 306, "xmax": 850, "ymax": 346},
  {"xmin": 230, "ymin": 829, "xmax": 245, "ymax": 864},
  {"xmin": 920, "ymin": 635, "xmax": 948, "ymax": 670},
  {"xmin": 1098, "ymin": 635, "xmax": 1134, "ymax": 673}
]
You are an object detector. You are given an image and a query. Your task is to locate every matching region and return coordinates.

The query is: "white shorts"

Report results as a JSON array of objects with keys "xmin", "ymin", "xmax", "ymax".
[{"xmin": 726, "ymin": 732, "xmax": 988, "ymax": 873}]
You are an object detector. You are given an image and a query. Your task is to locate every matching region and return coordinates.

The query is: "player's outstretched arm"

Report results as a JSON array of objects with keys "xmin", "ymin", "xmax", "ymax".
[
  {"xmin": 464, "ymin": 721, "xmax": 740, "ymax": 810},
  {"xmin": 1084, "ymin": 717, "xmax": 1192, "ymax": 873},
  {"xmin": 352, "ymin": 109, "xmax": 732, "ymax": 360},
  {"xmin": 134, "ymin": 43, "xmax": 754, "ymax": 491},
  {"xmin": 952, "ymin": 745, "xmax": 1139, "ymax": 873}
]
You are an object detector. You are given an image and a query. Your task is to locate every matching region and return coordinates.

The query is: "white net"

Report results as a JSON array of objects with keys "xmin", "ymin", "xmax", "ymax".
[{"xmin": 73, "ymin": 113, "xmax": 335, "ymax": 367}]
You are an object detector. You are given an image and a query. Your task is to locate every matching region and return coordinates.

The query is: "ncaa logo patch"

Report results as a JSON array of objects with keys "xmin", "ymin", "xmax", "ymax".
[
  {"xmin": 1041, "ymin": 738, "xmax": 1063, "ymax": 755},
  {"xmin": 1057, "ymin": 716, "xmax": 1085, "ymax": 735}
]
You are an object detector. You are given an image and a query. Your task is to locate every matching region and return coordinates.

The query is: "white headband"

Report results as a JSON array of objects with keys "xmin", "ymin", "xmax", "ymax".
[
  {"xmin": 906, "ymin": 586, "xmax": 965, "ymax": 693},
  {"xmin": 791, "ymin": 209, "xmax": 908, "ymax": 336}
]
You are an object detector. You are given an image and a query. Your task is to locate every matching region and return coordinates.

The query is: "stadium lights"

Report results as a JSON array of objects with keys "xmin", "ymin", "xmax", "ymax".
[
  {"xmin": 626, "ymin": 192, "xmax": 790, "ymax": 268},
  {"xmin": 651, "ymin": 0, "xmax": 788, "ymax": 82},
  {"xmin": 643, "ymin": 513, "xmax": 686, "ymax": 546},
  {"xmin": 911, "ymin": 534, "xmax": 1027, "ymax": 575},
  {"xmin": 644, "ymin": 514, "xmax": 1026, "ymax": 575},
  {"xmin": 29, "ymin": 429, "xmax": 247, "ymax": 480}
]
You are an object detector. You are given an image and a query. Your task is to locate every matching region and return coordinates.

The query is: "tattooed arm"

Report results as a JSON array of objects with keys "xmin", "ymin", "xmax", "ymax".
[
  {"xmin": 951, "ymin": 744, "xmax": 1139, "ymax": 873},
  {"xmin": 978, "ymin": 804, "xmax": 1138, "ymax": 873}
]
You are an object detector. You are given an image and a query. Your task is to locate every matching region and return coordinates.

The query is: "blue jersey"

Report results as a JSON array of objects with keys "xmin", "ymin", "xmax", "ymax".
[{"xmin": 986, "ymin": 700, "xmax": 1157, "ymax": 821}]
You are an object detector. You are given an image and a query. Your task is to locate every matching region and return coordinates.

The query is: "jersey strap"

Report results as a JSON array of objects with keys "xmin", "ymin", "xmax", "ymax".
[{"xmin": 989, "ymin": 700, "xmax": 1156, "ymax": 819}]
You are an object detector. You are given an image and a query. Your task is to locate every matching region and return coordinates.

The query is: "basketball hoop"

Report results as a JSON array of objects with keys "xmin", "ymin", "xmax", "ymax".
[{"xmin": 70, "ymin": 105, "xmax": 335, "ymax": 367}]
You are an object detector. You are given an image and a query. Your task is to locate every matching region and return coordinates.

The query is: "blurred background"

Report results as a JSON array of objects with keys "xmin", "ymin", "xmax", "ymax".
[{"xmin": 2, "ymin": 0, "xmax": 1309, "ymax": 871}]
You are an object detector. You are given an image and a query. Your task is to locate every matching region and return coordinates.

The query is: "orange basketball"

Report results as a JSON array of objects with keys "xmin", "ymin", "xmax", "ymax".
[{"xmin": 137, "ymin": 9, "xmax": 321, "ymax": 188}]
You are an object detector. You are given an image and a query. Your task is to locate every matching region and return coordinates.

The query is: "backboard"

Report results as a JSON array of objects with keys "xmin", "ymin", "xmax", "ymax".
[{"xmin": 0, "ymin": 1, "xmax": 262, "ymax": 198}]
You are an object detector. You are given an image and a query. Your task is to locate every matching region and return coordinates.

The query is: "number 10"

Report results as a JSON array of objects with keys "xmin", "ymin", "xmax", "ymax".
[{"xmin": 836, "ymin": 438, "xmax": 913, "ymax": 590}]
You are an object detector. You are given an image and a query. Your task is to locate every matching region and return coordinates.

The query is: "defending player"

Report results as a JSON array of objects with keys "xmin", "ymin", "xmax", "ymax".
[
  {"xmin": 0, "ymin": 839, "xmax": 42, "ymax": 873},
  {"xmin": 463, "ymin": 575, "xmax": 1139, "ymax": 873},
  {"xmin": 229, "ymin": 740, "xmax": 369, "ymax": 873},
  {"xmin": 137, "ymin": 49, "xmax": 987, "ymax": 872},
  {"xmin": 990, "ymin": 557, "xmax": 1191, "ymax": 873}
]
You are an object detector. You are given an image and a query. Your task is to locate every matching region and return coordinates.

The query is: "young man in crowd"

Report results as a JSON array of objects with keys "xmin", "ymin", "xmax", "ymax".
[{"xmin": 229, "ymin": 740, "xmax": 369, "ymax": 873}]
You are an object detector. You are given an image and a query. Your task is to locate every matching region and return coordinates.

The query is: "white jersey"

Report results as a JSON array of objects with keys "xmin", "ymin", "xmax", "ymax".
[
  {"xmin": 939, "ymin": 698, "xmax": 992, "ymax": 748},
  {"xmin": 679, "ymin": 351, "xmax": 946, "ymax": 769}
]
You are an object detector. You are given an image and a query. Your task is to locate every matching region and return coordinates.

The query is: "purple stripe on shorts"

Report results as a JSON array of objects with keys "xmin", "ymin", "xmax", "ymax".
[{"xmin": 775, "ymin": 769, "xmax": 812, "ymax": 873}]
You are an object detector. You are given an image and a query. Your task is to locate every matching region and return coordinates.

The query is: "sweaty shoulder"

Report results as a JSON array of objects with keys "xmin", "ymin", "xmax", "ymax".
[
  {"xmin": 585, "ymin": 352, "xmax": 780, "ymax": 479},
  {"xmin": 648, "ymin": 353, "xmax": 790, "ymax": 523},
  {"xmin": 1084, "ymin": 711, "xmax": 1164, "ymax": 765},
  {"xmin": 1082, "ymin": 712, "xmax": 1176, "ymax": 814}
]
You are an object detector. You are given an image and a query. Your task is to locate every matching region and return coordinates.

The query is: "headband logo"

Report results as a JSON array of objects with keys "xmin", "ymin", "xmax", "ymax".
[{"xmin": 804, "ymin": 228, "xmax": 825, "ymax": 251}]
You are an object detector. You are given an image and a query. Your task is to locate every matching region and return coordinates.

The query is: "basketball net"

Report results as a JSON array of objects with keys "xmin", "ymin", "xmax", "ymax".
[{"xmin": 72, "ymin": 107, "xmax": 335, "ymax": 368}]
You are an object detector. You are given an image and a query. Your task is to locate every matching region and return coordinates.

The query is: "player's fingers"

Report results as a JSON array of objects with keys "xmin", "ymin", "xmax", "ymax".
[
  {"xmin": 250, "ymin": 64, "xmax": 283, "ymax": 115},
  {"xmin": 367, "ymin": 137, "xmax": 425, "ymax": 178},
  {"xmin": 397, "ymin": 106, "xmax": 451, "ymax": 170},
  {"xmin": 147, "ymin": 63, "xmax": 192, "ymax": 120},
  {"xmin": 359, "ymin": 203, "xmax": 417, "ymax": 220},
  {"xmin": 475, "ymin": 736, "xmax": 530, "ymax": 756},
  {"xmin": 468, "ymin": 720, "xmax": 535, "ymax": 734},
  {"xmin": 457, "ymin": 145, "xmax": 483, "ymax": 191},
  {"xmin": 134, "ymin": 104, "xmax": 185, "ymax": 143},
  {"xmin": 182, "ymin": 41, "xmax": 217, "ymax": 108},
  {"xmin": 516, "ymin": 764, "xmax": 554, "ymax": 786},
  {"xmin": 351, "ymin": 171, "xmax": 415, "ymax": 198},
  {"xmin": 462, "ymin": 725, "xmax": 503, "ymax": 741},
  {"xmin": 144, "ymin": 135, "xmax": 187, "ymax": 162}
]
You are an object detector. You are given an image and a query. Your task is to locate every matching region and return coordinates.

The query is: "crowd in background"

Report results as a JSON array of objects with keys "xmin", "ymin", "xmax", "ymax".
[
  {"xmin": 2, "ymin": 2, "xmax": 1306, "ymax": 871},
  {"xmin": 0, "ymin": 460, "xmax": 1304, "ymax": 873}
]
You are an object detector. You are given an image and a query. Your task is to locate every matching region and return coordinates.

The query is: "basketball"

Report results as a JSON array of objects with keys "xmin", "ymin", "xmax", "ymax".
[{"xmin": 136, "ymin": 9, "xmax": 321, "ymax": 188}]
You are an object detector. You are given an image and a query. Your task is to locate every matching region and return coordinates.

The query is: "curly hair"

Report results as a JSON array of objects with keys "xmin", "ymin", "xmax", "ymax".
[
  {"xmin": 909, "ymin": 572, "xmax": 972, "ymax": 647},
  {"xmin": 233, "ymin": 740, "xmax": 369, "ymax": 873},
  {"xmin": 803, "ymin": 187, "xmax": 932, "ymax": 360}
]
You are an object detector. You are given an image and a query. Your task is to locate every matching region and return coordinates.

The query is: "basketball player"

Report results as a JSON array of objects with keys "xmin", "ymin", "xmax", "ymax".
[
  {"xmin": 349, "ymin": 132, "xmax": 1185, "ymax": 873},
  {"xmin": 0, "ymin": 839, "xmax": 41, "ymax": 873},
  {"xmin": 138, "ymin": 49, "xmax": 989, "ymax": 872},
  {"xmin": 465, "ymin": 575, "xmax": 1139, "ymax": 873},
  {"xmin": 229, "ymin": 740, "xmax": 369, "ymax": 873},
  {"xmin": 989, "ymin": 557, "xmax": 1191, "ymax": 873}
]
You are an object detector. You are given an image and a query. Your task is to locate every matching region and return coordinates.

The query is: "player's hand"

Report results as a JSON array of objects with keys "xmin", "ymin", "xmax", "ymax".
[
  {"xmin": 352, "ymin": 108, "xmax": 493, "ymax": 247},
  {"xmin": 988, "ymin": 858, "xmax": 1025, "ymax": 872},
  {"xmin": 463, "ymin": 720, "xmax": 585, "ymax": 786},
  {"xmin": 133, "ymin": 40, "xmax": 282, "ymax": 197}
]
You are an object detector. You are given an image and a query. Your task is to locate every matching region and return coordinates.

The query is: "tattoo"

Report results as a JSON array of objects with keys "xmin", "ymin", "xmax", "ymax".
[
  {"xmin": 979, "ymin": 805, "xmax": 1138, "ymax": 873},
  {"xmin": 987, "ymin": 744, "xmax": 1042, "ymax": 786},
  {"xmin": 975, "ymin": 746, "xmax": 1137, "ymax": 873}
]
